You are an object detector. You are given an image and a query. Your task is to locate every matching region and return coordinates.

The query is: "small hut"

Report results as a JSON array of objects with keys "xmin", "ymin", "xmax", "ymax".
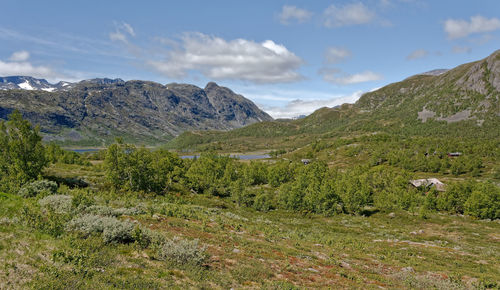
[{"xmin": 410, "ymin": 178, "xmax": 446, "ymax": 192}]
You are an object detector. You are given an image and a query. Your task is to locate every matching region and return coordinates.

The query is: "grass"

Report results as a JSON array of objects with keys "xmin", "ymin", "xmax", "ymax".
[{"xmin": 1, "ymin": 170, "xmax": 499, "ymax": 289}]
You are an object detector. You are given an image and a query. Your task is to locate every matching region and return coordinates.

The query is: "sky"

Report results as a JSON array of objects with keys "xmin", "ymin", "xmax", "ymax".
[{"xmin": 1, "ymin": 0, "xmax": 500, "ymax": 118}]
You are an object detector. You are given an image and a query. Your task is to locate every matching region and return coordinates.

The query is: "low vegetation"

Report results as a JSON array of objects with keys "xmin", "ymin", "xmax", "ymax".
[{"xmin": 1, "ymin": 111, "xmax": 499, "ymax": 288}]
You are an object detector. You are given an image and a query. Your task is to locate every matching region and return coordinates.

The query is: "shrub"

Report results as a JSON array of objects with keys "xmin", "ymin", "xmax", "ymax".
[
  {"xmin": 104, "ymin": 141, "xmax": 184, "ymax": 193},
  {"xmin": 0, "ymin": 217, "xmax": 19, "ymax": 225},
  {"xmin": 231, "ymin": 179, "xmax": 255, "ymax": 207},
  {"xmin": 113, "ymin": 206, "xmax": 146, "ymax": 216},
  {"xmin": 132, "ymin": 227, "xmax": 165, "ymax": 249},
  {"xmin": 66, "ymin": 214, "xmax": 135, "ymax": 243},
  {"xmin": 185, "ymin": 153, "xmax": 234, "ymax": 196},
  {"xmin": 253, "ymin": 192, "xmax": 274, "ymax": 212},
  {"xmin": 0, "ymin": 110, "xmax": 47, "ymax": 188},
  {"xmin": 81, "ymin": 205, "xmax": 115, "ymax": 216},
  {"xmin": 81, "ymin": 205, "xmax": 145, "ymax": 217},
  {"xmin": 71, "ymin": 189, "xmax": 95, "ymax": 209},
  {"xmin": 39, "ymin": 194, "xmax": 73, "ymax": 214},
  {"xmin": 102, "ymin": 220, "xmax": 136, "ymax": 244},
  {"xmin": 436, "ymin": 182, "xmax": 472, "ymax": 214},
  {"xmin": 18, "ymin": 180, "xmax": 58, "ymax": 197},
  {"xmin": 20, "ymin": 204, "xmax": 68, "ymax": 237},
  {"xmin": 464, "ymin": 183, "xmax": 500, "ymax": 219},
  {"xmin": 156, "ymin": 237, "xmax": 207, "ymax": 266}
]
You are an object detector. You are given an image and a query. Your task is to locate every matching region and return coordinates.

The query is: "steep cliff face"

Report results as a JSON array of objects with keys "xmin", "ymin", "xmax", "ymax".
[
  {"xmin": 0, "ymin": 79, "xmax": 272, "ymax": 145},
  {"xmin": 204, "ymin": 82, "xmax": 271, "ymax": 128}
]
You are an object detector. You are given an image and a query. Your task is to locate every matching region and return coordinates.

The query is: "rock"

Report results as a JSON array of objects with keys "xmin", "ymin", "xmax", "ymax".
[
  {"xmin": 401, "ymin": 266, "xmax": 414, "ymax": 273},
  {"xmin": 388, "ymin": 212, "xmax": 396, "ymax": 218},
  {"xmin": 232, "ymin": 248, "xmax": 240, "ymax": 253}
]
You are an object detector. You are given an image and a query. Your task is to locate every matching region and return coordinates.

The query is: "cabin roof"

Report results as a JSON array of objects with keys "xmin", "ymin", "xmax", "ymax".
[{"xmin": 410, "ymin": 178, "xmax": 446, "ymax": 191}]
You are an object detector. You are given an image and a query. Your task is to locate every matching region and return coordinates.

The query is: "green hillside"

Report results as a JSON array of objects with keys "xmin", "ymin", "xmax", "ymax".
[{"xmin": 168, "ymin": 50, "xmax": 500, "ymax": 152}]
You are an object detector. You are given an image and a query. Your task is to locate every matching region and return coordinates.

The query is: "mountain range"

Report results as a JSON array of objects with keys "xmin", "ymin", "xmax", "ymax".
[
  {"xmin": 0, "ymin": 78, "xmax": 272, "ymax": 145},
  {"xmin": 1, "ymin": 50, "xmax": 499, "ymax": 148},
  {"xmin": 168, "ymin": 49, "xmax": 500, "ymax": 151}
]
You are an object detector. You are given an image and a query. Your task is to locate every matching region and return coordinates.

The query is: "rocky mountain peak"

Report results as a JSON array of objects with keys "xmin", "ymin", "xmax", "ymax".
[{"xmin": 204, "ymin": 81, "xmax": 220, "ymax": 91}]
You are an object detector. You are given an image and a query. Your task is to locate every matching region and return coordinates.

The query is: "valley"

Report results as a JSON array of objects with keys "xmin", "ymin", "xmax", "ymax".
[{"xmin": 0, "ymin": 49, "xmax": 499, "ymax": 289}]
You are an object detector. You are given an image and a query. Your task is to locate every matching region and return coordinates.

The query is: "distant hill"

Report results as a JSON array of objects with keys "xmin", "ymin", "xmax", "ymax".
[
  {"xmin": 355, "ymin": 49, "xmax": 499, "ymax": 132},
  {"xmin": 417, "ymin": 69, "xmax": 449, "ymax": 76},
  {"xmin": 168, "ymin": 50, "xmax": 500, "ymax": 151},
  {"xmin": 0, "ymin": 78, "xmax": 272, "ymax": 145}
]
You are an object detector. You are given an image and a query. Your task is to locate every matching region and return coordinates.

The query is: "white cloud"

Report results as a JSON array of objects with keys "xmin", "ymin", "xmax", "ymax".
[
  {"xmin": 109, "ymin": 32, "xmax": 127, "ymax": 43},
  {"xmin": 320, "ymin": 68, "xmax": 383, "ymax": 85},
  {"xmin": 122, "ymin": 22, "xmax": 135, "ymax": 37},
  {"xmin": 109, "ymin": 21, "xmax": 136, "ymax": 43},
  {"xmin": 147, "ymin": 32, "xmax": 304, "ymax": 84},
  {"xmin": 279, "ymin": 5, "xmax": 313, "ymax": 25},
  {"xmin": 261, "ymin": 91, "xmax": 363, "ymax": 119},
  {"xmin": 9, "ymin": 50, "xmax": 30, "ymax": 62},
  {"xmin": 325, "ymin": 47, "xmax": 352, "ymax": 63},
  {"xmin": 0, "ymin": 58, "xmax": 61, "ymax": 81},
  {"xmin": 324, "ymin": 3, "xmax": 375, "ymax": 27},
  {"xmin": 406, "ymin": 49, "xmax": 428, "ymax": 60},
  {"xmin": 0, "ymin": 51, "xmax": 77, "ymax": 82},
  {"xmin": 444, "ymin": 15, "xmax": 500, "ymax": 39}
]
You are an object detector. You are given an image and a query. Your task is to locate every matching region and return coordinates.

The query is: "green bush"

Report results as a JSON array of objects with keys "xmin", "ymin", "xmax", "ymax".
[
  {"xmin": 66, "ymin": 214, "xmax": 136, "ymax": 244},
  {"xmin": 71, "ymin": 189, "xmax": 96, "ymax": 209},
  {"xmin": 39, "ymin": 194, "xmax": 73, "ymax": 214},
  {"xmin": 45, "ymin": 143, "xmax": 91, "ymax": 165},
  {"xmin": 464, "ymin": 183, "xmax": 500, "ymax": 219},
  {"xmin": 81, "ymin": 205, "xmax": 115, "ymax": 216},
  {"xmin": 253, "ymin": 192, "xmax": 274, "ymax": 212},
  {"xmin": 20, "ymin": 204, "xmax": 68, "ymax": 237},
  {"xmin": 230, "ymin": 179, "xmax": 255, "ymax": 207},
  {"xmin": 185, "ymin": 152, "xmax": 234, "ymax": 196},
  {"xmin": 436, "ymin": 182, "xmax": 472, "ymax": 214},
  {"xmin": 268, "ymin": 161, "xmax": 292, "ymax": 187},
  {"xmin": 18, "ymin": 180, "xmax": 58, "ymax": 197},
  {"xmin": 81, "ymin": 205, "xmax": 145, "ymax": 217},
  {"xmin": 104, "ymin": 141, "xmax": 184, "ymax": 193},
  {"xmin": 131, "ymin": 226, "xmax": 164, "ymax": 249},
  {"xmin": 0, "ymin": 110, "xmax": 47, "ymax": 189},
  {"xmin": 156, "ymin": 237, "xmax": 207, "ymax": 266}
]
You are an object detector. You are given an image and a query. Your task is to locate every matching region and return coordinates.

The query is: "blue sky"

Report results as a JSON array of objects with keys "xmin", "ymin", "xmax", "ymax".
[{"xmin": 1, "ymin": 0, "xmax": 499, "ymax": 118}]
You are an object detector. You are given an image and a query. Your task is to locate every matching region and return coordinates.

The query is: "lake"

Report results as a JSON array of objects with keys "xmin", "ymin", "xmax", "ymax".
[
  {"xmin": 70, "ymin": 149, "xmax": 100, "ymax": 153},
  {"xmin": 67, "ymin": 149, "xmax": 270, "ymax": 160}
]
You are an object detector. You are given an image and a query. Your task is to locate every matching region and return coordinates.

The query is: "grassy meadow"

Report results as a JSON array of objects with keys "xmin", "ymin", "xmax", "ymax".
[{"xmin": 1, "ymin": 158, "xmax": 499, "ymax": 289}]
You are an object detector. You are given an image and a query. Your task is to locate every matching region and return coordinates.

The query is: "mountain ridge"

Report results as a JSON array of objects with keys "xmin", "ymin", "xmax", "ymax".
[{"xmin": 0, "ymin": 78, "xmax": 273, "ymax": 145}]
